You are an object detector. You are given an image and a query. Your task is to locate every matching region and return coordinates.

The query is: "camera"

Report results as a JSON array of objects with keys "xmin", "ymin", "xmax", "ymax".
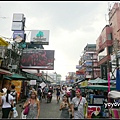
[{"xmin": 74, "ymin": 107, "xmax": 78, "ymax": 111}]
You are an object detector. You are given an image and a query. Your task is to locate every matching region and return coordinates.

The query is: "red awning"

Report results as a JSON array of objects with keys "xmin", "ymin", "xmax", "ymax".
[{"xmin": 0, "ymin": 68, "xmax": 12, "ymax": 75}]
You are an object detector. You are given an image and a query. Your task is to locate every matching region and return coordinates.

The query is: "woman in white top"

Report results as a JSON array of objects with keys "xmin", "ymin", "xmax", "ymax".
[
  {"xmin": 0, "ymin": 89, "xmax": 14, "ymax": 118},
  {"xmin": 61, "ymin": 86, "xmax": 67, "ymax": 98}
]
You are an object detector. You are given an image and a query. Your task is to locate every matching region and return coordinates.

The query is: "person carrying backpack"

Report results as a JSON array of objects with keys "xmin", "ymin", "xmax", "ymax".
[{"xmin": 37, "ymin": 86, "xmax": 42, "ymax": 102}]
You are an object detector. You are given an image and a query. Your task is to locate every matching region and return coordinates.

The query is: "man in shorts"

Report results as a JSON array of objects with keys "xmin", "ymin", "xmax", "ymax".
[
  {"xmin": 71, "ymin": 89, "xmax": 88, "ymax": 119},
  {"xmin": 56, "ymin": 85, "xmax": 61, "ymax": 103}
]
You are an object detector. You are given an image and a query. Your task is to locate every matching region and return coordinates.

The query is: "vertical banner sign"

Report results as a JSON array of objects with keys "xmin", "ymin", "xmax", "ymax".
[
  {"xmin": 108, "ymin": 72, "xmax": 110, "ymax": 92},
  {"xmin": 116, "ymin": 69, "xmax": 120, "ymax": 91},
  {"xmin": 100, "ymin": 64, "xmax": 108, "ymax": 80}
]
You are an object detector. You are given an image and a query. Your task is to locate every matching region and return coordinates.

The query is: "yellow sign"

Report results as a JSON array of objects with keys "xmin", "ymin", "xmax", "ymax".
[
  {"xmin": 81, "ymin": 80, "xmax": 88, "ymax": 87},
  {"xmin": 0, "ymin": 37, "xmax": 9, "ymax": 46},
  {"xmin": 11, "ymin": 80, "xmax": 22, "ymax": 93}
]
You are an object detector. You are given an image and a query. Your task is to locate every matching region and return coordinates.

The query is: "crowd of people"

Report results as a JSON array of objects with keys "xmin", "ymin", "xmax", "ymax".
[{"xmin": 0, "ymin": 84, "xmax": 89, "ymax": 119}]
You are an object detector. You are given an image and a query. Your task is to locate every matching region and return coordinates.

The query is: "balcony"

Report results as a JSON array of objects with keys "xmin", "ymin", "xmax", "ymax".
[
  {"xmin": 98, "ymin": 55, "xmax": 111, "ymax": 66},
  {"xmin": 97, "ymin": 40, "xmax": 113, "ymax": 54}
]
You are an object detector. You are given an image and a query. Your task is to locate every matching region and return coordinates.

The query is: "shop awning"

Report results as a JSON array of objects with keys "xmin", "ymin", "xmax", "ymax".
[
  {"xmin": 3, "ymin": 75, "xmax": 12, "ymax": 80},
  {"xmin": 0, "ymin": 68, "xmax": 12, "ymax": 75},
  {"xmin": 5, "ymin": 73, "xmax": 27, "ymax": 79}
]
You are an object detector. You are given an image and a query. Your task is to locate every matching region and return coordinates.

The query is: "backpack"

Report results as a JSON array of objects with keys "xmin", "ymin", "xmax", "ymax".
[{"xmin": 37, "ymin": 88, "xmax": 42, "ymax": 96}]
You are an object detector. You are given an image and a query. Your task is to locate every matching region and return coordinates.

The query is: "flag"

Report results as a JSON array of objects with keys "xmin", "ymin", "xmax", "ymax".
[{"xmin": 116, "ymin": 69, "xmax": 120, "ymax": 91}]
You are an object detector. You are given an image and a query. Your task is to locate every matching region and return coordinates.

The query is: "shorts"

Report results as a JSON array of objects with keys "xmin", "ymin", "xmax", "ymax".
[{"xmin": 56, "ymin": 93, "xmax": 60, "ymax": 96}]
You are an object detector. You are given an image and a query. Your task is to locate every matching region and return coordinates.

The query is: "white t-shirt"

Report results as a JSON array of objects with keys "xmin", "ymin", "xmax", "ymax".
[{"xmin": 2, "ymin": 94, "xmax": 14, "ymax": 108}]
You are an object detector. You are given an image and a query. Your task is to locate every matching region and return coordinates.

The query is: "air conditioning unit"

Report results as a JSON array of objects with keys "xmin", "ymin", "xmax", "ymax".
[
  {"xmin": 8, "ymin": 64, "xmax": 12, "ymax": 69},
  {"xmin": 8, "ymin": 64, "xmax": 18, "ymax": 70}
]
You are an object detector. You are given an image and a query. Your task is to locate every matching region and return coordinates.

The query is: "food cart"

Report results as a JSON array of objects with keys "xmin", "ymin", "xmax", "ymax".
[{"xmin": 80, "ymin": 85, "xmax": 116, "ymax": 118}]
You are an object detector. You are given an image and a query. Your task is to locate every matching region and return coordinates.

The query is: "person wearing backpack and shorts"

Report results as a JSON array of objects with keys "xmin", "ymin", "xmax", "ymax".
[
  {"xmin": 9, "ymin": 84, "xmax": 18, "ymax": 118},
  {"xmin": 37, "ymin": 86, "xmax": 42, "ymax": 102}
]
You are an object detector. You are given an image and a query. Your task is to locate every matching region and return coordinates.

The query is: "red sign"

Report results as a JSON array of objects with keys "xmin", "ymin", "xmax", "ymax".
[
  {"xmin": 20, "ymin": 49, "xmax": 54, "ymax": 70},
  {"xmin": 88, "ymin": 106, "xmax": 101, "ymax": 118}
]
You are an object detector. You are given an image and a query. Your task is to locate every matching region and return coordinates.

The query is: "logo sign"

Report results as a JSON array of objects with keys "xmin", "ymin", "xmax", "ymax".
[{"xmin": 31, "ymin": 30, "xmax": 49, "ymax": 45}]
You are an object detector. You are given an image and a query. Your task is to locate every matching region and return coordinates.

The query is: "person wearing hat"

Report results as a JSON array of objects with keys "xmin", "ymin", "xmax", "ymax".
[
  {"xmin": 0, "ymin": 88, "xmax": 14, "ymax": 118},
  {"xmin": 71, "ymin": 89, "xmax": 88, "ymax": 119}
]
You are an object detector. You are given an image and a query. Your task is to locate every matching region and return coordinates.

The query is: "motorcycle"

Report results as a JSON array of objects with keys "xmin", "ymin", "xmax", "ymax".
[{"xmin": 47, "ymin": 92, "xmax": 52, "ymax": 103}]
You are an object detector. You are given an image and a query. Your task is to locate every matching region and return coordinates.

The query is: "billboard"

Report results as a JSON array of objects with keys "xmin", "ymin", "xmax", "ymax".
[
  {"xmin": 20, "ymin": 49, "xmax": 54, "ymax": 70},
  {"xmin": 31, "ymin": 30, "xmax": 49, "ymax": 45}
]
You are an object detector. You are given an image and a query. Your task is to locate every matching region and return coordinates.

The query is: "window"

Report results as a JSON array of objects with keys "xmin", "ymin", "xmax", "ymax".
[{"xmin": 108, "ymin": 33, "xmax": 113, "ymax": 40}]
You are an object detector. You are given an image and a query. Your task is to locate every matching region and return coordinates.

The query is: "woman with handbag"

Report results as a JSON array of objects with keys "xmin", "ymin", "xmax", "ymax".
[
  {"xmin": 23, "ymin": 90, "xmax": 40, "ymax": 119},
  {"xmin": 0, "ymin": 88, "xmax": 14, "ymax": 118}
]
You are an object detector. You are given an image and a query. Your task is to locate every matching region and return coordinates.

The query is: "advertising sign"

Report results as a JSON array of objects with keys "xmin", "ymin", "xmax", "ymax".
[
  {"xmin": 30, "ymin": 30, "xmax": 49, "ymax": 45},
  {"xmin": 20, "ymin": 49, "xmax": 54, "ymax": 70},
  {"xmin": 76, "ymin": 65, "xmax": 82, "ymax": 69},
  {"xmin": 13, "ymin": 13, "xmax": 24, "ymax": 22},
  {"xmin": 30, "ymin": 80, "xmax": 36, "ymax": 85},
  {"xmin": 13, "ymin": 31, "xmax": 24, "ymax": 42},
  {"xmin": 11, "ymin": 22, "xmax": 23, "ymax": 31},
  {"xmin": 39, "ymin": 82, "xmax": 46, "ymax": 89}
]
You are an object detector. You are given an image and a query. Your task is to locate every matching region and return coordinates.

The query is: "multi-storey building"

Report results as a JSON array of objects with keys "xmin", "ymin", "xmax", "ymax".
[
  {"xmin": 79, "ymin": 44, "xmax": 100, "ymax": 80},
  {"xmin": 96, "ymin": 2, "xmax": 120, "ymax": 80}
]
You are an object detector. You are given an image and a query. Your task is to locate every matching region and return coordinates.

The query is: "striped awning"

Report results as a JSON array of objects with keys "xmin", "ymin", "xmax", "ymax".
[{"xmin": 0, "ymin": 68, "xmax": 12, "ymax": 75}]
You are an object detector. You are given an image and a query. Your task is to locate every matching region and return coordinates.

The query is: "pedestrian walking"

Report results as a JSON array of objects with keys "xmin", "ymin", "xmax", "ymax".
[
  {"xmin": 43, "ymin": 86, "xmax": 49, "ymax": 100},
  {"xmin": 27, "ymin": 86, "xmax": 34, "ymax": 98},
  {"xmin": 71, "ymin": 89, "xmax": 88, "ymax": 119},
  {"xmin": 61, "ymin": 86, "xmax": 67, "ymax": 99},
  {"xmin": 9, "ymin": 84, "xmax": 18, "ymax": 118},
  {"xmin": 59, "ymin": 94, "xmax": 72, "ymax": 119},
  {"xmin": 56, "ymin": 85, "xmax": 61, "ymax": 103},
  {"xmin": 23, "ymin": 90, "xmax": 40, "ymax": 119},
  {"xmin": 70, "ymin": 86, "xmax": 75, "ymax": 102},
  {"xmin": 0, "ymin": 88, "xmax": 14, "ymax": 118},
  {"xmin": 37, "ymin": 86, "xmax": 42, "ymax": 102}
]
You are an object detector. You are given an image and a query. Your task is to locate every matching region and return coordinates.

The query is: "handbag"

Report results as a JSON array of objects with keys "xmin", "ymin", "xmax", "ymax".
[
  {"xmin": 23, "ymin": 104, "xmax": 29, "ymax": 115},
  {"xmin": 13, "ymin": 108, "xmax": 18, "ymax": 118}
]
